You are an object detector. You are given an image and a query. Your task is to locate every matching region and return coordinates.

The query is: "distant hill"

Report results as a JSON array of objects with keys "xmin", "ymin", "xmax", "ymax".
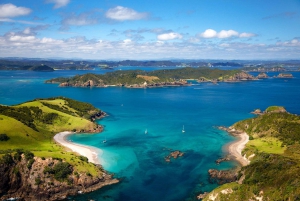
[{"xmin": 46, "ymin": 67, "xmax": 257, "ymax": 88}]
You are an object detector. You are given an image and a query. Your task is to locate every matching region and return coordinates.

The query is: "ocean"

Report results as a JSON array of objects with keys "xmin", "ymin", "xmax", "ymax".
[{"xmin": 1, "ymin": 68, "xmax": 300, "ymax": 200}]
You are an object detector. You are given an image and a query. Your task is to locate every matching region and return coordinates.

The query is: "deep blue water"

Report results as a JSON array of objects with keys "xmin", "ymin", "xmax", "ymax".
[{"xmin": 1, "ymin": 69, "xmax": 300, "ymax": 201}]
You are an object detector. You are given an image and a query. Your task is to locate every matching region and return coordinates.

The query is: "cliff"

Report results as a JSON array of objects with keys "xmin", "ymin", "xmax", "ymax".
[{"xmin": 0, "ymin": 154, "xmax": 118, "ymax": 201}]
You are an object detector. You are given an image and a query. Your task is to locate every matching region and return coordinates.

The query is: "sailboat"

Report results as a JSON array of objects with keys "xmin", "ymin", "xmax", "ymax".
[
  {"xmin": 145, "ymin": 128, "xmax": 148, "ymax": 134},
  {"xmin": 102, "ymin": 136, "xmax": 107, "ymax": 143},
  {"xmin": 182, "ymin": 125, "xmax": 185, "ymax": 133}
]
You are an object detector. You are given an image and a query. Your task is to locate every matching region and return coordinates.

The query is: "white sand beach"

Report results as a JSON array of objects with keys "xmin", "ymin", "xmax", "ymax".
[
  {"xmin": 227, "ymin": 132, "xmax": 250, "ymax": 166},
  {"xmin": 54, "ymin": 131, "xmax": 102, "ymax": 164}
]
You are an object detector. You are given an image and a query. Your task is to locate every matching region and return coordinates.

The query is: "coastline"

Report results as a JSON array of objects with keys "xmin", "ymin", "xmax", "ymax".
[
  {"xmin": 54, "ymin": 131, "xmax": 102, "ymax": 164},
  {"xmin": 226, "ymin": 130, "xmax": 250, "ymax": 166}
]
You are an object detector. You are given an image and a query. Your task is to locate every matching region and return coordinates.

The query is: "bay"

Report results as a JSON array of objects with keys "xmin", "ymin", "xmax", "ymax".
[{"xmin": 0, "ymin": 69, "xmax": 300, "ymax": 200}]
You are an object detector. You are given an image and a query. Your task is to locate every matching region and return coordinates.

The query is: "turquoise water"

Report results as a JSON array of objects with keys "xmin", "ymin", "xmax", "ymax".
[{"xmin": 1, "ymin": 69, "xmax": 300, "ymax": 200}]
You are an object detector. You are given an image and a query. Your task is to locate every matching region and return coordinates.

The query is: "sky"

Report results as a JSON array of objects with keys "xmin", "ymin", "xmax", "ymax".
[{"xmin": 0, "ymin": 0, "xmax": 300, "ymax": 60}]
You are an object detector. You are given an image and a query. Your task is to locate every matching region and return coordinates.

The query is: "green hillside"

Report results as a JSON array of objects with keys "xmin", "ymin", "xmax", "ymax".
[
  {"xmin": 0, "ymin": 97, "xmax": 103, "ymax": 176},
  {"xmin": 203, "ymin": 107, "xmax": 300, "ymax": 201},
  {"xmin": 45, "ymin": 67, "xmax": 245, "ymax": 86}
]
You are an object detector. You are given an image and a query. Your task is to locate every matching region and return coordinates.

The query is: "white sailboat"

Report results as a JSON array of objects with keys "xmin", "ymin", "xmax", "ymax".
[
  {"xmin": 145, "ymin": 128, "xmax": 148, "ymax": 134},
  {"xmin": 102, "ymin": 136, "xmax": 107, "ymax": 143},
  {"xmin": 182, "ymin": 125, "xmax": 185, "ymax": 133}
]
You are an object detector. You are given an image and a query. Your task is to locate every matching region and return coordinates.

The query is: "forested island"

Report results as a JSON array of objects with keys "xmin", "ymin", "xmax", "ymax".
[
  {"xmin": 0, "ymin": 97, "xmax": 118, "ymax": 201},
  {"xmin": 45, "ymin": 67, "xmax": 258, "ymax": 88},
  {"xmin": 201, "ymin": 106, "xmax": 300, "ymax": 200}
]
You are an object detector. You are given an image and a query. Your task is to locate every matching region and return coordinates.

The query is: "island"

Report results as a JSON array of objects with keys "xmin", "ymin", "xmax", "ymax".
[
  {"xmin": 45, "ymin": 67, "xmax": 258, "ymax": 88},
  {"xmin": 0, "ymin": 97, "xmax": 118, "ymax": 201},
  {"xmin": 200, "ymin": 106, "xmax": 300, "ymax": 200}
]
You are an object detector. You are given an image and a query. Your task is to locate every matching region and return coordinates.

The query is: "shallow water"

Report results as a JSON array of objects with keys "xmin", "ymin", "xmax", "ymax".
[{"xmin": 0, "ymin": 69, "xmax": 300, "ymax": 200}]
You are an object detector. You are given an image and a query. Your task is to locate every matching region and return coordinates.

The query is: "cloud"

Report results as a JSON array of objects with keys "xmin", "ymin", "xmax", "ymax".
[
  {"xmin": 0, "ymin": 18, "xmax": 42, "ymax": 25},
  {"xmin": 45, "ymin": 0, "xmax": 70, "ymax": 9},
  {"xmin": 157, "ymin": 32, "xmax": 183, "ymax": 40},
  {"xmin": 0, "ymin": 31, "xmax": 299, "ymax": 60},
  {"xmin": 218, "ymin": 30, "xmax": 239, "ymax": 38},
  {"xmin": 199, "ymin": 29, "xmax": 255, "ymax": 39},
  {"xmin": 239, "ymin": 32, "xmax": 256, "ymax": 38},
  {"xmin": 105, "ymin": 6, "xmax": 148, "ymax": 21},
  {"xmin": 60, "ymin": 12, "xmax": 99, "ymax": 30},
  {"xmin": 200, "ymin": 29, "xmax": 217, "ymax": 38},
  {"xmin": 0, "ymin": 3, "xmax": 31, "ymax": 18}
]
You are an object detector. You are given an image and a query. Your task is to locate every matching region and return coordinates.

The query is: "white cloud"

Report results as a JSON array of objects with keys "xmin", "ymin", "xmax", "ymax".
[
  {"xmin": 157, "ymin": 32, "xmax": 183, "ymax": 40},
  {"xmin": 200, "ymin": 29, "xmax": 217, "ymax": 38},
  {"xmin": 60, "ymin": 13, "xmax": 98, "ymax": 30},
  {"xmin": 0, "ymin": 3, "xmax": 31, "ymax": 18},
  {"xmin": 199, "ymin": 29, "xmax": 255, "ymax": 39},
  {"xmin": 218, "ymin": 30, "xmax": 239, "ymax": 38},
  {"xmin": 23, "ymin": 28, "xmax": 31, "ymax": 34},
  {"xmin": 105, "ymin": 6, "xmax": 148, "ymax": 21},
  {"xmin": 0, "ymin": 31, "xmax": 299, "ymax": 60},
  {"xmin": 45, "ymin": 0, "xmax": 70, "ymax": 9},
  {"xmin": 239, "ymin": 32, "xmax": 256, "ymax": 38}
]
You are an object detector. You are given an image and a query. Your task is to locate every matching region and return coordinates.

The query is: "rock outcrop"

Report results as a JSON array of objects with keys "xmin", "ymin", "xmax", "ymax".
[
  {"xmin": 277, "ymin": 73, "xmax": 293, "ymax": 78},
  {"xmin": 164, "ymin": 150, "xmax": 184, "ymax": 162},
  {"xmin": 0, "ymin": 155, "xmax": 118, "ymax": 201},
  {"xmin": 208, "ymin": 169, "xmax": 237, "ymax": 184},
  {"xmin": 257, "ymin": 72, "xmax": 268, "ymax": 79}
]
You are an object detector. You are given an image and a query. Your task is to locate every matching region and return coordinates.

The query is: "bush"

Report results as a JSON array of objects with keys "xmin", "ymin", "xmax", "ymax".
[
  {"xmin": 27, "ymin": 158, "xmax": 35, "ymax": 169},
  {"xmin": 35, "ymin": 177, "xmax": 42, "ymax": 185},
  {"xmin": 0, "ymin": 133, "xmax": 9, "ymax": 141},
  {"xmin": 0, "ymin": 153, "xmax": 14, "ymax": 165},
  {"xmin": 24, "ymin": 151, "xmax": 34, "ymax": 160},
  {"xmin": 78, "ymin": 156, "xmax": 88, "ymax": 162},
  {"xmin": 53, "ymin": 162, "xmax": 72, "ymax": 181}
]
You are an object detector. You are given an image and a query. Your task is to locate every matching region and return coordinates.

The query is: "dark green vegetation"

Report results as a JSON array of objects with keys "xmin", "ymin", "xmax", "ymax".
[
  {"xmin": 46, "ymin": 67, "xmax": 242, "ymax": 86},
  {"xmin": 44, "ymin": 161, "xmax": 73, "ymax": 181},
  {"xmin": 0, "ymin": 134, "xmax": 9, "ymax": 141},
  {"xmin": 204, "ymin": 107, "xmax": 300, "ymax": 200}
]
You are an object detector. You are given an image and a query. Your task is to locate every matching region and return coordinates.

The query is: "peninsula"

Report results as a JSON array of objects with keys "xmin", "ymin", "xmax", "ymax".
[
  {"xmin": 202, "ymin": 106, "xmax": 300, "ymax": 200},
  {"xmin": 45, "ymin": 67, "xmax": 257, "ymax": 88},
  {"xmin": 0, "ymin": 97, "xmax": 118, "ymax": 201}
]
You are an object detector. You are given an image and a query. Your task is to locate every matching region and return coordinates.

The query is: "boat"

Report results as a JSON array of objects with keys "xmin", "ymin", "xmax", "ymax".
[
  {"xmin": 102, "ymin": 136, "xmax": 107, "ymax": 143},
  {"xmin": 182, "ymin": 125, "xmax": 185, "ymax": 133},
  {"xmin": 145, "ymin": 129, "xmax": 148, "ymax": 134}
]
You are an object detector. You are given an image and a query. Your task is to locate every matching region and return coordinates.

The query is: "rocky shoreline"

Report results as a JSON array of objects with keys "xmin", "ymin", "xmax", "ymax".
[{"xmin": 0, "ymin": 155, "xmax": 118, "ymax": 201}]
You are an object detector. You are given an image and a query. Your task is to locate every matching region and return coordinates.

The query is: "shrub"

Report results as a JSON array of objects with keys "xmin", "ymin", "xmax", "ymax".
[
  {"xmin": 24, "ymin": 150, "xmax": 34, "ymax": 160},
  {"xmin": 78, "ymin": 156, "xmax": 88, "ymax": 162},
  {"xmin": 27, "ymin": 158, "xmax": 35, "ymax": 169},
  {"xmin": 53, "ymin": 162, "xmax": 72, "ymax": 181},
  {"xmin": 0, "ymin": 133, "xmax": 9, "ymax": 141},
  {"xmin": 35, "ymin": 177, "xmax": 42, "ymax": 185},
  {"xmin": 1, "ymin": 153, "xmax": 14, "ymax": 165}
]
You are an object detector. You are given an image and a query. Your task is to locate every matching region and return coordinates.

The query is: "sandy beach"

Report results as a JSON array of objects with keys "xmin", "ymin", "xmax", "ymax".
[
  {"xmin": 227, "ymin": 131, "xmax": 250, "ymax": 166},
  {"xmin": 54, "ymin": 131, "xmax": 102, "ymax": 164}
]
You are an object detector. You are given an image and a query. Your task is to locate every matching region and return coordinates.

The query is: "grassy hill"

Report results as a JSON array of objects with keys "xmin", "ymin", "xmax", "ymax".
[
  {"xmin": 0, "ymin": 97, "xmax": 103, "ymax": 176},
  {"xmin": 203, "ymin": 106, "xmax": 300, "ymax": 200}
]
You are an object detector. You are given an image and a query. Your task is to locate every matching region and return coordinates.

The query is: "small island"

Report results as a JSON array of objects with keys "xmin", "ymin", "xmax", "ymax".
[
  {"xmin": 164, "ymin": 150, "xmax": 184, "ymax": 163},
  {"xmin": 0, "ymin": 97, "xmax": 118, "ymax": 201},
  {"xmin": 201, "ymin": 106, "xmax": 300, "ymax": 200}
]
